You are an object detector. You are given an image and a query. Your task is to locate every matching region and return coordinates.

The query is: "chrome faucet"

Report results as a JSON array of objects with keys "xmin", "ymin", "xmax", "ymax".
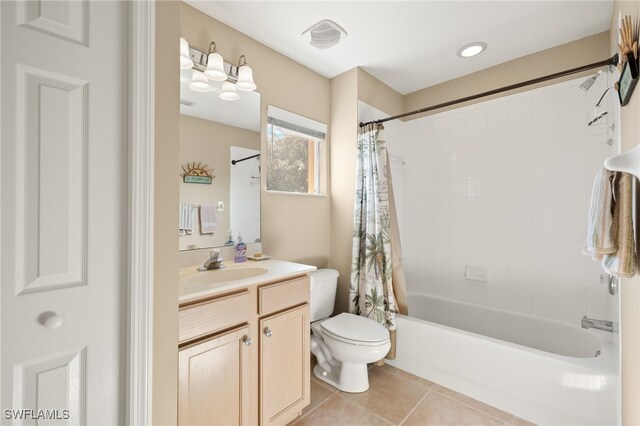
[
  {"xmin": 581, "ymin": 316, "xmax": 617, "ymax": 333},
  {"xmin": 201, "ymin": 249, "xmax": 224, "ymax": 271}
]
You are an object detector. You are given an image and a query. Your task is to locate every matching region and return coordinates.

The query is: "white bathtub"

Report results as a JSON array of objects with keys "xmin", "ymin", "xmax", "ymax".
[{"xmin": 387, "ymin": 293, "xmax": 619, "ymax": 425}]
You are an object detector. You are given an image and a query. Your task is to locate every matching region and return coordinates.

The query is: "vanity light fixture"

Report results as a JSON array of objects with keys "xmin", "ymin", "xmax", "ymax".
[
  {"xmin": 204, "ymin": 42, "xmax": 227, "ymax": 82},
  {"xmin": 188, "ymin": 70, "xmax": 210, "ymax": 92},
  {"xmin": 180, "ymin": 36, "xmax": 194, "ymax": 69},
  {"xmin": 457, "ymin": 42, "xmax": 487, "ymax": 58},
  {"xmin": 181, "ymin": 36, "xmax": 258, "ymax": 100}
]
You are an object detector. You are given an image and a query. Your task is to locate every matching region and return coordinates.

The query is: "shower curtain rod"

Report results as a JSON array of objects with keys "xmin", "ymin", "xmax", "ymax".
[
  {"xmin": 359, "ymin": 54, "xmax": 619, "ymax": 128},
  {"xmin": 231, "ymin": 153, "xmax": 260, "ymax": 165}
]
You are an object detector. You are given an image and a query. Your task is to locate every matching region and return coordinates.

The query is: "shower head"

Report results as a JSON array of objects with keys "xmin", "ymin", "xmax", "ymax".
[{"xmin": 580, "ymin": 70, "xmax": 604, "ymax": 91}]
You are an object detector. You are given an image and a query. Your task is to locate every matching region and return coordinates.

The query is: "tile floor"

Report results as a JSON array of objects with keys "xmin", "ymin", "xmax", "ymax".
[{"xmin": 290, "ymin": 364, "xmax": 535, "ymax": 426}]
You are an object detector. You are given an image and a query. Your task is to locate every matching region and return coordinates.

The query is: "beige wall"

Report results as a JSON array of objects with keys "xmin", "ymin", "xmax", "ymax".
[
  {"xmin": 329, "ymin": 68, "xmax": 358, "ymax": 314},
  {"xmin": 152, "ymin": 1, "xmax": 179, "ymax": 424},
  {"xmin": 404, "ymin": 32, "xmax": 611, "ymax": 118},
  {"xmin": 179, "ymin": 115, "xmax": 260, "ymax": 250},
  {"xmin": 330, "ymin": 68, "xmax": 404, "ymax": 314},
  {"xmin": 610, "ymin": 2, "xmax": 640, "ymax": 424},
  {"xmin": 180, "ymin": 3, "xmax": 331, "ymax": 267}
]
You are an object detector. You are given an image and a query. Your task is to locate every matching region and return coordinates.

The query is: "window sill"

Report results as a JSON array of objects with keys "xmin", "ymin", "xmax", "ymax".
[{"xmin": 265, "ymin": 190, "xmax": 328, "ymax": 198}]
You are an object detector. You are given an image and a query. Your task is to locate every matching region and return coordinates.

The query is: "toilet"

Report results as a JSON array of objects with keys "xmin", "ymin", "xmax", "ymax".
[{"xmin": 309, "ymin": 269, "xmax": 391, "ymax": 393}]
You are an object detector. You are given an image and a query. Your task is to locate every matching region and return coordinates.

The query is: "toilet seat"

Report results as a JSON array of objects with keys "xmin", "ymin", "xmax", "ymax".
[{"xmin": 320, "ymin": 313, "xmax": 390, "ymax": 346}]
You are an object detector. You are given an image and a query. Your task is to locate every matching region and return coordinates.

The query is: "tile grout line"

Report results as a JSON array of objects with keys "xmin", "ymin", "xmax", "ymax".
[
  {"xmin": 292, "ymin": 392, "xmax": 339, "ymax": 424},
  {"xmin": 398, "ymin": 386, "xmax": 435, "ymax": 426},
  {"xmin": 433, "ymin": 388, "xmax": 513, "ymax": 425},
  {"xmin": 342, "ymin": 366, "xmax": 433, "ymax": 425}
]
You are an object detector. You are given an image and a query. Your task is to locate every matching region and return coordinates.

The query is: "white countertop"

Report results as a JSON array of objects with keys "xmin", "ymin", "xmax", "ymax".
[{"xmin": 179, "ymin": 259, "xmax": 317, "ymax": 304}]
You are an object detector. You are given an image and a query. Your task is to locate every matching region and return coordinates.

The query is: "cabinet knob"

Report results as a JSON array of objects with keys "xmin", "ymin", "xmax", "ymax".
[
  {"xmin": 242, "ymin": 335, "xmax": 252, "ymax": 346},
  {"xmin": 263, "ymin": 327, "xmax": 273, "ymax": 337}
]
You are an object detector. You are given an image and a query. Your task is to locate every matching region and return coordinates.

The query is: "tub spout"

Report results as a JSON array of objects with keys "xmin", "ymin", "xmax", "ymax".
[{"xmin": 581, "ymin": 316, "xmax": 617, "ymax": 333}]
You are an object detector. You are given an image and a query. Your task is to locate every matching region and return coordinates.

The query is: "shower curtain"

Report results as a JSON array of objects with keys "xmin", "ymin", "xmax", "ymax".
[{"xmin": 350, "ymin": 122, "xmax": 405, "ymax": 360}]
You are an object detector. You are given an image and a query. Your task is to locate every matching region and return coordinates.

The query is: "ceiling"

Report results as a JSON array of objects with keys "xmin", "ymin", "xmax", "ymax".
[
  {"xmin": 185, "ymin": 1, "xmax": 613, "ymax": 95},
  {"xmin": 180, "ymin": 68, "xmax": 261, "ymax": 131}
]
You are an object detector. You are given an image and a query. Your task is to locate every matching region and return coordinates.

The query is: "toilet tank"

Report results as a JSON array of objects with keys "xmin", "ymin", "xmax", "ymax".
[{"xmin": 309, "ymin": 269, "xmax": 339, "ymax": 322}]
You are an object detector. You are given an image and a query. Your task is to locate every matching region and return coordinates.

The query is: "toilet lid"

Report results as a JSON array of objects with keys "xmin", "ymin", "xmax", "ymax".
[{"xmin": 320, "ymin": 313, "xmax": 389, "ymax": 344}]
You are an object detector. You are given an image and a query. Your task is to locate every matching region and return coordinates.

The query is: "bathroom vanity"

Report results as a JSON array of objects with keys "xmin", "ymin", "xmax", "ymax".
[{"xmin": 178, "ymin": 260, "xmax": 315, "ymax": 425}]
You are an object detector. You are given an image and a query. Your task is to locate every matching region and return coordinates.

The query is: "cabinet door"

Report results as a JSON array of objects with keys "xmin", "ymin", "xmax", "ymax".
[
  {"xmin": 260, "ymin": 305, "xmax": 310, "ymax": 426},
  {"xmin": 179, "ymin": 326, "xmax": 252, "ymax": 426}
]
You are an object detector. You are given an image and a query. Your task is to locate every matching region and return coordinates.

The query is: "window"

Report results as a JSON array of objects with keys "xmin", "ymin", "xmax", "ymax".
[{"xmin": 266, "ymin": 106, "xmax": 326, "ymax": 195}]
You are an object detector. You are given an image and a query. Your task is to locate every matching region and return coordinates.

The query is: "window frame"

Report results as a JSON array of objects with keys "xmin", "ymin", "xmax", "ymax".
[{"xmin": 265, "ymin": 112, "xmax": 326, "ymax": 196}]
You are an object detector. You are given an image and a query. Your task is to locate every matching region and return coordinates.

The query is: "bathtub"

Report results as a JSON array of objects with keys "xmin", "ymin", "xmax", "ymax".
[{"xmin": 387, "ymin": 293, "xmax": 619, "ymax": 425}]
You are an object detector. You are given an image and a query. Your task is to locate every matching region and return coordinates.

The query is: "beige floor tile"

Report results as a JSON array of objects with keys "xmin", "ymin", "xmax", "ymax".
[
  {"xmin": 402, "ymin": 392, "xmax": 510, "ymax": 426},
  {"xmin": 374, "ymin": 364, "xmax": 435, "ymax": 391},
  {"xmin": 432, "ymin": 385, "xmax": 514, "ymax": 422},
  {"xmin": 340, "ymin": 367, "xmax": 429, "ymax": 424},
  {"xmin": 295, "ymin": 394, "xmax": 392, "ymax": 426},
  {"xmin": 513, "ymin": 417, "xmax": 537, "ymax": 426},
  {"xmin": 302, "ymin": 380, "xmax": 336, "ymax": 416}
]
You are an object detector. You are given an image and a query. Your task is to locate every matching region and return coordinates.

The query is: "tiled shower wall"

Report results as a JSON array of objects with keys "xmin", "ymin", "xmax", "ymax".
[{"xmin": 401, "ymin": 76, "xmax": 618, "ymax": 324}]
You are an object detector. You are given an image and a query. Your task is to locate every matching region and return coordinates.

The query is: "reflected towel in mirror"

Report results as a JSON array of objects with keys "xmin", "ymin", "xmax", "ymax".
[
  {"xmin": 179, "ymin": 203, "xmax": 194, "ymax": 235},
  {"xmin": 200, "ymin": 204, "xmax": 217, "ymax": 234}
]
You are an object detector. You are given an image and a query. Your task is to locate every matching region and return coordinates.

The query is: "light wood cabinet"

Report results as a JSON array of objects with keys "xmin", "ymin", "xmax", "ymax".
[
  {"xmin": 178, "ymin": 326, "xmax": 252, "ymax": 426},
  {"xmin": 260, "ymin": 305, "xmax": 310, "ymax": 426},
  {"xmin": 178, "ymin": 274, "xmax": 310, "ymax": 426}
]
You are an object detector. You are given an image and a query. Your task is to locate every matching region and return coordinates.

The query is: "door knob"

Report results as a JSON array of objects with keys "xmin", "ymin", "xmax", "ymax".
[
  {"xmin": 39, "ymin": 312, "xmax": 63, "ymax": 330},
  {"xmin": 263, "ymin": 327, "xmax": 273, "ymax": 337},
  {"xmin": 242, "ymin": 335, "xmax": 252, "ymax": 346}
]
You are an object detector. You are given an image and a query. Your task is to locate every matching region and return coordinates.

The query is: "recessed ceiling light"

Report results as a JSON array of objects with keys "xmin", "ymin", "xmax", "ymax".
[{"xmin": 457, "ymin": 42, "xmax": 487, "ymax": 58}]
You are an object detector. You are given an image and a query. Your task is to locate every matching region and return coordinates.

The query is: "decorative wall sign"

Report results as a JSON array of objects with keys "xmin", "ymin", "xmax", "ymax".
[
  {"xmin": 181, "ymin": 162, "xmax": 215, "ymax": 184},
  {"xmin": 618, "ymin": 52, "xmax": 639, "ymax": 107}
]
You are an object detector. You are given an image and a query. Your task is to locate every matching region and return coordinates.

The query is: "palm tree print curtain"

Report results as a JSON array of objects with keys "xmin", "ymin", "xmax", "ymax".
[{"xmin": 350, "ymin": 123, "xmax": 397, "ymax": 356}]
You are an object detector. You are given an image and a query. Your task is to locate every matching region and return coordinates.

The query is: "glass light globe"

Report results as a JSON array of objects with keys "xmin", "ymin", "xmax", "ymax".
[
  {"xmin": 188, "ymin": 71, "xmax": 210, "ymax": 92},
  {"xmin": 205, "ymin": 51, "xmax": 227, "ymax": 81},
  {"xmin": 180, "ymin": 37, "xmax": 194, "ymax": 69},
  {"xmin": 219, "ymin": 81, "xmax": 240, "ymax": 101},
  {"xmin": 236, "ymin": 64, "xmax": 257, "ymax": 91}
]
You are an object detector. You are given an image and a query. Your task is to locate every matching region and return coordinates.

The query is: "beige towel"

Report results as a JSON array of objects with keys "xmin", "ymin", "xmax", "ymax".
[
  {"xmin": 584, "ymin": 168, "xmax": 616, "ymax": 256},
  {"xmin": 602, "ymin": 173, "xmax": 637, "ymax": 278}
]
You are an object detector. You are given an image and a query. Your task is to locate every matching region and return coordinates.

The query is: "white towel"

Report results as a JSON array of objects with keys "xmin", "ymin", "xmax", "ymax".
[
  {"xmin": 179, "ymin": 203, "xmax": 194, "ymax": 235},
  {"xmin": 200, "ymin": 204, "xmax": 217, "ymax": 234}
]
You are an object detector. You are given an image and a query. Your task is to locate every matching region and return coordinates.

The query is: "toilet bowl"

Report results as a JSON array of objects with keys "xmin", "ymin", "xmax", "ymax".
[{"xmin": 308, "ymin": 270, "xmax": 391, "ymax": 393}]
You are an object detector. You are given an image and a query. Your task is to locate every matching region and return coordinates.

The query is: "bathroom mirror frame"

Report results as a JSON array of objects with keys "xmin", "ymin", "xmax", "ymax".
[{"xmin": 179, "ymin": 68, "xmax": 262, "ymax": 251}]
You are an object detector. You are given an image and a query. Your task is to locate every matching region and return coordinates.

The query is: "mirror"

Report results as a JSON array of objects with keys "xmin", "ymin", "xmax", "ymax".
[{"xmin": 179, "ymin": 68, "xmax": 261, "ymax": 251}]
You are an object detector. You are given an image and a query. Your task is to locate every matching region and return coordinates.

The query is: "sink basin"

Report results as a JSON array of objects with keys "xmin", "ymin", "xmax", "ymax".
[{"xmin": 184, "ymin": 266, "xmax": 269, "ymax": 286}]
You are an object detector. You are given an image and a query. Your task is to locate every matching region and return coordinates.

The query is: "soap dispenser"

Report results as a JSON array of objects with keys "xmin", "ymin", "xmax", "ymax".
[
  {"xmin": 234, "ymin": 233, "xmax": 247, "ymax": 263},
  {"xmin": 224, "ymin": 229, "xmax": 235, "ymax": 247}
]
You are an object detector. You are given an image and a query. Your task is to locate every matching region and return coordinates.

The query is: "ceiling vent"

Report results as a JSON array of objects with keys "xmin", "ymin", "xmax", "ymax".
[
  {"xmin": 301, "ymin": 19, "xmax": 347, "ymax": 50},
  {"xmin": 180, "ymin": 99, "xmax": 195, "ymax": 107}
]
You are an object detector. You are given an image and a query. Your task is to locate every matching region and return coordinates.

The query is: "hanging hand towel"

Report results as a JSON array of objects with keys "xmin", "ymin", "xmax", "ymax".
[
  {"xmin": 200, "ymin": 204, "xmax": 217, "ymax": 234},
  {"xmin": 179, "ymin": 203, "xmax": 194, "ymax": 235},
  {"xmin": 583, "ymin": 168, "xmax": 616, "ymax": 257},
  {"xmin": 602, "ymin": 172, "xmax": 637, "ymax": 278}
]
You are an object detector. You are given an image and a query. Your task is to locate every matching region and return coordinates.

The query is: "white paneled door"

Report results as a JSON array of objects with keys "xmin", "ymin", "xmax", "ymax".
[{"xmin": 1, "ymin": 1, "xmax": 128, "ymax": 424}]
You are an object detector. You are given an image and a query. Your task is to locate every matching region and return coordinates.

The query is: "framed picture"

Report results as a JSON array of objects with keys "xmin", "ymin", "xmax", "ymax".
[{"xmin": 618, "ymin": 52, "xmax": 639, "ymax": 107}]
